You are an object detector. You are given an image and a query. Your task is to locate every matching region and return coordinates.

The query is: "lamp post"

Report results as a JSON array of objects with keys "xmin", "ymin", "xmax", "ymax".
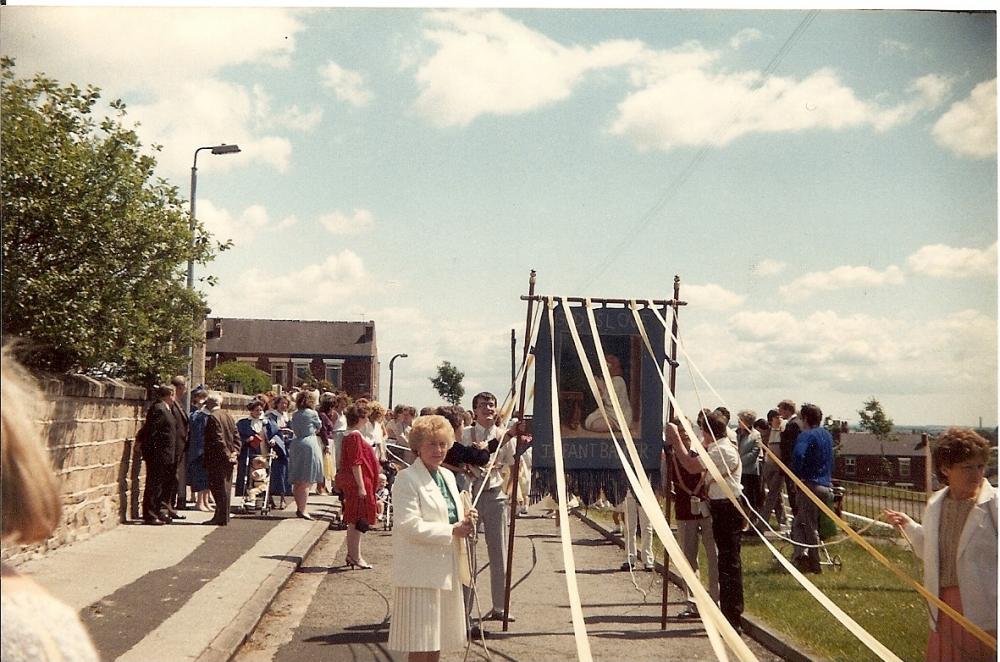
[
  {"xmin": 187, "ymin": 144, "xmax": 240, "ymax": 412},
  {"xmin": 388, "ymin": 353, "xmax": 408, "ymax": 409}
]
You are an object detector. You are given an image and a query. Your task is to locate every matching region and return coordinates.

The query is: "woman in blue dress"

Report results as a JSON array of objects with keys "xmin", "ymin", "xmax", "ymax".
[
  {"xmin": 265, "ymin": 395, "xmax": 293, "ymax": 504},
  {"xmin": 186, "ymin": 393, "xmax": 212, "ymax": 511},
  {"xmin": 289, "ymin": 390, "xmax": 325, "ymax": 520},
  {"xmin": 236, "ymin": 400, "xmax": 281, "ymax": 503}
]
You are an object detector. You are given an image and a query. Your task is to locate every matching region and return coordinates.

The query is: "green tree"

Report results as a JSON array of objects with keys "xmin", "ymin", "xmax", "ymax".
[
  {"xmin": 1, "ymin": 59, "xmax": 226, "ymax": 382},
  {"xmin": 430, "ymin": 361, "xmax": 465, "ymax": 405},
  {"xmin": 858, "ymin": 397, "xmax": 895, "ymax": 442},
  {"xmin": 206, "ymin": 361, "xmax": 272, "ymax": 396}
]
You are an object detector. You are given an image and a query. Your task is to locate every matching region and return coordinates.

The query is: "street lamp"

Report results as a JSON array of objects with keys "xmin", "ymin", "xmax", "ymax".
[
  {"xmin": 388, "ymin": 353, "xmax": 408, "ymax": 409},
  {"xmin": 187, "ymin": 143, "xmax": 240, "ymax": 411}
]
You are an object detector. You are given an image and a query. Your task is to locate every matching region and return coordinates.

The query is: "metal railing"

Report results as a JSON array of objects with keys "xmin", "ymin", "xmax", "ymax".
[{"xmin": 837, "ymin": 480, "xmax": 928, "ymax": 523}]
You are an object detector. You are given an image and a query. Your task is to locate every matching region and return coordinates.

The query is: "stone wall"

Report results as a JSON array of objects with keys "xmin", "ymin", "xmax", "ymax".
[{"xmin": 1, "ymin": 376, "xmax": 251, "ymax": 565}]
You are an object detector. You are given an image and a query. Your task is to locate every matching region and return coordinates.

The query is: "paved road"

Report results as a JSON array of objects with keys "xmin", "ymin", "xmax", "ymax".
[{"xmin": 236, "ymin": 507, "xmax": 783, "ymax": 662}]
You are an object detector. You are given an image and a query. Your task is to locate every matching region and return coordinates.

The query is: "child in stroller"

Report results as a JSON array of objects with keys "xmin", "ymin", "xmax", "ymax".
[{"xmin": 243, "ymin": 455, "xmax": 269, "ymax": 514}]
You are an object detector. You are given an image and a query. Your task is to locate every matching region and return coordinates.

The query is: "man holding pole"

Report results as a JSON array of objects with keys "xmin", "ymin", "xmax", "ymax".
[{"xmin": 463, "ymin": 391, "xmax": 516, "ymax": 625}]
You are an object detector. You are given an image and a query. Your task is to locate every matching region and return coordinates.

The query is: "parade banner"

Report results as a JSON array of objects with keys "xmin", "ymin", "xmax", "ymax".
[{"xmin": 531, "ymin": 300, "xmax": 667, "ymax": 504}]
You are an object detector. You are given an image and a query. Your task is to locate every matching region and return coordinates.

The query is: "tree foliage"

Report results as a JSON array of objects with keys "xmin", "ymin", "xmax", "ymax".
[
  {"xmin": 430, "ymin": 360, "xmax": 465, "ymax": 406},
  {"xmin": 858, "ymin": 397, "xmax": 895, "ymax": 442},
  {"xmin": 206, "ymin": 361, "xmax": 272, "ymax": 396},
  {"xmin": 1, "ymin": 58, "xmax": 226, "ymax": 382}
]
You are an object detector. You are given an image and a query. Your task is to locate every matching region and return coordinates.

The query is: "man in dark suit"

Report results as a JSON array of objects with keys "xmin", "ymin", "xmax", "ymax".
[
  {"xmin": 142, "ymin": 385, "xmax": 178, "ymax": 525},
  {"xmin": 166, "ymin": 375, "xmax": 190, "ymax": 516},
  {"xmin": 203, "ymin": 392, "xmax": 240, "ymax": 526},
  {"xmin": 778, "ymin": 399, "xmax": 801, "ymax": 517}
]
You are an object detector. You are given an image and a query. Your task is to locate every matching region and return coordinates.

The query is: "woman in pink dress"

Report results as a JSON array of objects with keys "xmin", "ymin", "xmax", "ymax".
[{"xmin": 335, "ymin": 402, "xmax": 380, "ymax": 569}]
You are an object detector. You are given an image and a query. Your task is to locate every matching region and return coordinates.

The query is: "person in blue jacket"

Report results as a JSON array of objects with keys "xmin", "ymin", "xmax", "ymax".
[{"xmin": 790, "ymin": 403, "xmax": 834, "ymax": 574}]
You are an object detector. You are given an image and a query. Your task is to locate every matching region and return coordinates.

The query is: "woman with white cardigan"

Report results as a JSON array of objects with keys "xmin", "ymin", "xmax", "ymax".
[
  {"xmin": 884, "ymin": 428, "xmax": 997, "ymax": 662},
  {"xmin": 388, "ymin": 415, "xmax": 478, "ymax": 662}
]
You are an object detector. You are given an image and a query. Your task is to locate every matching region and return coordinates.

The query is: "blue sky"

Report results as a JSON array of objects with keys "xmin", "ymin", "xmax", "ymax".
[{"xmin": 3, "ymin": 5, "xmax": 996, "ymax": 426}]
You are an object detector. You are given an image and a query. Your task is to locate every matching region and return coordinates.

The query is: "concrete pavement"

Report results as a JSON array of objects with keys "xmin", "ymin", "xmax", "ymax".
[
  {"xmin": 14, "ymin": 495, "xmax": 817, "ymax": 662},
  {"xmin": 14, "ymin": 496, "xmax": 339, "ymax": 662}
]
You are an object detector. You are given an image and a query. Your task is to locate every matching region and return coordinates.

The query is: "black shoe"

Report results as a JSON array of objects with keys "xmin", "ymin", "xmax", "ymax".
[
  {"xmin": 619, "ymin": 561, "xmax": 635, "ymax": 571},
  {"xmin": 677, "ymin": 607, "xmax": 700, "ymax": 619},
  {"xmin": 482, "ymin": 609, "xmax": 515, "ymax": 622},
  {"xmin": 157, "ymin": 514, "xmax": 173, "ymax": 524},
  {"xmin": 143, "ymin": 517, "xmax": 165, "ymax": 526},
  {"xmin": 202, "ymin": 518, "xmax": 226, "ymax": 526},
  {"xmin": 469, "ymin": 626, "xmax": 489, "ymax": 640},
  {"xmin": 168, "ymin": 511, "xmax": 186, "ymax": 520}
]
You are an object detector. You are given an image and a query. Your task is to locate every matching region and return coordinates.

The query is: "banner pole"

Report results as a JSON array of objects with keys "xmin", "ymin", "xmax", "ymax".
[
  {"xmin": 661, "ymin": 275, "xmax": 681, "ymax": 629},
  {"xmin": 502, "ymin": 269, "xmax": 537, "ymax": 632}
]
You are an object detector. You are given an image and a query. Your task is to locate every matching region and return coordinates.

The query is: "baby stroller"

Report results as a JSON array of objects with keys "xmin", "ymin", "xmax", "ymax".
[{"xmin": 242, "ymin": 450, "xmax": 274, "ymax": 517}]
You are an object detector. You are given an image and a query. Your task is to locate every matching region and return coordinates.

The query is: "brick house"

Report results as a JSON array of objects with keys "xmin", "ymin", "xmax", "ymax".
[
  {"xmin": 205, "ymin": 318, "xmax": 378, "ymax": 398},
  {"xmin": 834, "ymin": 432, "xmax": 931, "ymax": 491}
]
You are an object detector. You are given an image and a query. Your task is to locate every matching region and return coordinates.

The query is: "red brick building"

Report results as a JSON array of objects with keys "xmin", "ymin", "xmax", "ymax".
[
  {"xmin": 205, "ymin": 318, "xmax": 378, "ymax": 398},
  {"xmin": 834, "ymin": 432, "xmax": 932, "ymax": 491}
]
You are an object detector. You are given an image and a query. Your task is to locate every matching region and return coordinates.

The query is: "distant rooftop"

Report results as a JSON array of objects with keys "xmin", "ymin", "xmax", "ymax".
[
  {"xmin": 205, "ymin": 318, "xmax": 376, "ymax": 357},
  {"xmin": 837, "ymin": 432, "xmax": 928, "ymax": 457}
]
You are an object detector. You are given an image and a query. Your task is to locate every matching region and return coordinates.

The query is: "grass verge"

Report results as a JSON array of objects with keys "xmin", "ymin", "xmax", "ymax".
[{"xmin": 580, "ymin": 505, "xmax": 927, "ymax": 661}]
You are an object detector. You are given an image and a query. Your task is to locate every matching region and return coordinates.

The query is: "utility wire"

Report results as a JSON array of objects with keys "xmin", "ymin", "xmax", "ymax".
[{"xmin": 579, "ymin": 10, "xmax": 820, "ymax": 291}]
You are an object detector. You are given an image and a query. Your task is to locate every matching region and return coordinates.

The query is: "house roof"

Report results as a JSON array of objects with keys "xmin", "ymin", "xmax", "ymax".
[
  {"xmin": 837, "ymin": 432, "xmax": 928, "ymax": 457},
  {"xmin": 205, "ymin": 318, "xmax": 377, "ymax": 357}
]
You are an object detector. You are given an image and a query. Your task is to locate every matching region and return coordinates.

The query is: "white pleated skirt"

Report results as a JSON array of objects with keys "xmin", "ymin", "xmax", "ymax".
[{"xmin": 388, "ymin": 577, "xmax": 466, "ymax": 653}]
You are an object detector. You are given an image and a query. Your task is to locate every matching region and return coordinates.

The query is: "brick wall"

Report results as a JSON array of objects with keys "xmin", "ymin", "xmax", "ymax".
[{"xmin": 1, "ymin": 375, "xmax": 250, "ymax": 565}]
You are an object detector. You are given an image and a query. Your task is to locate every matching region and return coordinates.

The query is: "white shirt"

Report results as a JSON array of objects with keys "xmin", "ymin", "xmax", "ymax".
[
  {"xmin": 462, "ymin": 421, "xmax": 514, "ymax": 492},
  {"xmin": 698, "ymin": 437, "xmax": 743, "ymax": 501}
]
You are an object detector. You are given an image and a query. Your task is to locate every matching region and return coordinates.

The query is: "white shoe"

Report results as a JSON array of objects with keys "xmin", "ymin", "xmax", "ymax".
[{"xmin": 518, "ymin": 506, "xmax": 528, "ymax": 516}]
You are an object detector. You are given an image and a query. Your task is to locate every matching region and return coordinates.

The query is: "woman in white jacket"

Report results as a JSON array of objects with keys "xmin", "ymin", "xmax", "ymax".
[
  {"xmin": 884, "ymin": 428, "xmax": 997, "ymax": 662},
  {"xmin": 388, "ymin": 415, "xmax": 478, "ymax": 662}
]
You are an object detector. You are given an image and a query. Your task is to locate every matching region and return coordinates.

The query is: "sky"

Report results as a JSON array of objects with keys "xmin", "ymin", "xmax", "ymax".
[{"xmin": 2, "ymin": 4, "xmax": 997, "ymax": 427}]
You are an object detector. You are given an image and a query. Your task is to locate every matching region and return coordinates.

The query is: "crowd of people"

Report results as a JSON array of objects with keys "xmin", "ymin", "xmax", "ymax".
[{"xmin": 1, "ymin": 341, "xmax": 994, "ymax": 662}]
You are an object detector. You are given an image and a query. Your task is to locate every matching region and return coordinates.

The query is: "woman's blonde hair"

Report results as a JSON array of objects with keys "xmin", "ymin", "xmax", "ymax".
[
  {"xmin": 369, "ymin": 401, "xmax": 386, "ymax": 421},
  {"xmin": 295, "ymin": 389, "xmax": 318, "ymax": 410},
  {"xmin": 408, "ymin": 415, "xmax": 455, "ymax": 456},
  {"xmin": 1, "ymin": 345, "xmax": 62, "ymax": 544}
]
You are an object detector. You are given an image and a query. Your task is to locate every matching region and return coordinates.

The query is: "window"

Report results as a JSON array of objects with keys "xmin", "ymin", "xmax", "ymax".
[
  {"xmin": 898, "ymin": 458, "xmax": 911, "ymax": 478},
  {"xmin": 270, "ymin": 363, "xmax": 287, "ymax": 387},
  {"xmin": 323, "ymin": 359, "xmax": 344, "ymax": 388},
  {"xmin": 844, "ymin": 457, "xmax": 857, "ymax": 477},
  {"xmin": 292, "ymin": 359, "xmax": 312, "ymax": 384}
]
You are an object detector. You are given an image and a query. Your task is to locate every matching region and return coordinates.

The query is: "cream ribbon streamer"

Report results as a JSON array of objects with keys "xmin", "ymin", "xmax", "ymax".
[
  {"xmin": 628, "ymin": 300, "xmax": 960, "ymax": 660},
  {"xmin": 561, "ymin": 298, "xmax": 755, "ymax": 662},
  {"xmin": 581, "ymin": 299, "xmax": 755, "ymax": 662},
  {"xmin": 546, "ymin": 299, "xmax": 594, "ymax": 662}
]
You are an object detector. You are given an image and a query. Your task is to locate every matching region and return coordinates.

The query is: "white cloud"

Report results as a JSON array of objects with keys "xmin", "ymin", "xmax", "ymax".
[
  {"xmin": 878, "ymin": 38, "xmax": 912, "ymax": 57},
  {"xmin": 252, "ymin": 84, "xmax": 323, "ymax": 132},
  {"xmin": 319, "ymin": 208, "xmax": 376, "ymax": 235},
  {"xmin": 682, "ymin": 283, "xmax": 746, "ymax": 311},
  {"xmin": 2, "ymin": 7, "xmax": 303, "ymax": 90},
  {"xmin": 932, "ymin": 78, "xmax": 997, "ymax": 159},
  {"xmin": 319, "ymin": 60, "xmax": 374, "ymax": 107},
  {"xmin": 907, "ymin": 242, "xmax": 998, "ymax": 279},
  {"xmin": 612, "ymin": 62, "xmax": 952, "ymax": 150},
  {"xmin": 411, "ymin": 9, "xmax": 643, "ymax": 127},
  {"xmin": 210, "ymin": 250, "xmax": 372, "ymax": 319},
  {"xmin": 751, "ymin": 259, "xmax": 787, "ymax": 276},
  {"xmin": 368, "ymin": 305, "xmax": 516, "ymax": 407},
  {"xmin": 778, "ymin": 264, "xmax": 904, "ymax": 300},
  {"xmin": 687, "ymin": 308, "xmax": 997, "ymax": 401},
  {"xmin": 729, "ymin": 28, "xmax": 763, "ymax": 50},
  {"xmin": 1, "ymin": 7, "xmax": 309, "ymax": 178},
  {"xmin": 197, "ymin": 200, "xmax": 291, "ymax": 245}
]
